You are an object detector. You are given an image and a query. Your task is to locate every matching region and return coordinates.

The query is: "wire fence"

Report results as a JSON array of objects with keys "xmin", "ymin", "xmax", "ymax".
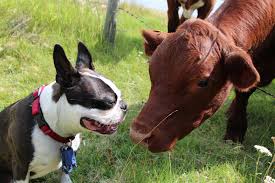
[
  {"xmin": 87, "ymin": 0, "xmax": 162, "ymax": 44},
  {"xmin": 78, "ymin": 0, "xmax": 166, "ymax": 44},
  {"xmin": 117, "ymin": 6, "xmax": 156, "ymax": 29},
  {"xmin": 90, "ymin": 1, "xmax": 157, "ymax": 25}
]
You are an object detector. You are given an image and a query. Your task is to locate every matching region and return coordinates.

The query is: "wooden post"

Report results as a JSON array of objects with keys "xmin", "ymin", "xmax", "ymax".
[{"xmin": 103, "ymin": 0, "xmax": 119, "ymax": 44}]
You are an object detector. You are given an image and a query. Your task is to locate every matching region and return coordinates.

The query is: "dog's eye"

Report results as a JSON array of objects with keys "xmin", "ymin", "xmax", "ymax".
[
  {"xmin": 103, "ymin": 96, "xmax": 117, "ymax": 107},
  {"xmin": 106, "ymin": 100, "xmax": 116, "ymax": 106},
  {"xmin": 197, "ymin": 79, "xmax": 209, "ymax": 88}
]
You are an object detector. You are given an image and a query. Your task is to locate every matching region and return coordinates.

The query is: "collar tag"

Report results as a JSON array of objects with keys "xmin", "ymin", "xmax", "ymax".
[{"xmin": 60, "ymin": 145, "xmax": 77, "ymax": 174}]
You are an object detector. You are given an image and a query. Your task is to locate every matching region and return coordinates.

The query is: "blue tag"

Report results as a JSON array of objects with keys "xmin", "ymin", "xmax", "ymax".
[{"xmin": 60, "ymin": 145, "xmax": 77, "ymax": 174}]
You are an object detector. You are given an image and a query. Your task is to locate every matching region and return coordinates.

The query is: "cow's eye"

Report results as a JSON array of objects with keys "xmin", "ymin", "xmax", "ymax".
[{"xmin": 198, "ymin": 79, "xmax": 209, "ymax": 88}]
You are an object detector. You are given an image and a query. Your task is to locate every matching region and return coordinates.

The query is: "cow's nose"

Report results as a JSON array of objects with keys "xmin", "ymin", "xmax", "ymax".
[
  {"xmin": 119, "ymin": 100, "xmax": 128, "ymax": 112},
  {"xmin": 130, "ymin": 119, "xmax": 152, "ymax": 146},
  {"xmin": 130, "ymin": 127, "xmax": 151, "ymax": 147}
]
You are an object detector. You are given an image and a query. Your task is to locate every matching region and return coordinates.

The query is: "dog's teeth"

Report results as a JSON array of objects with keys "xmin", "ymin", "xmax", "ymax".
[{"xmin": 111, "ymin": 126, "xmax": 117, "ymax": 130}]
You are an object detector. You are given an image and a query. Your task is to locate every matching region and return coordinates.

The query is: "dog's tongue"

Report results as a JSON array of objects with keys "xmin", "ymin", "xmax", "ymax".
[
  {"xmin": 81, "ymin": 118, "xmax": 118, "ymax": 134},
  {"xmin": 82, "ymin": 119, "xmax": 98, "ymax": 131}
]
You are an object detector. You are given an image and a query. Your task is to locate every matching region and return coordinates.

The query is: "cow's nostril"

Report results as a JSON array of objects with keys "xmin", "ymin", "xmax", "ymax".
[
  {"xmin": 143, "ymin": 134, "xmax": 153, "ymax": 145},
  {"xmin": 130, "ymin": 126, "xmax": 151, "ymax": 147},
  {"xmin": 119, "ymin": 101, "xmax": 128, "ymax": 111}
]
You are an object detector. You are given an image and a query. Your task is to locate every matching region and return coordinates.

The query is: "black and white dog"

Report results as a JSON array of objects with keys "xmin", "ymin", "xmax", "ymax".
[{"xmin": 0, "ymin": 42, "xmax": 127, "ymax": 183}]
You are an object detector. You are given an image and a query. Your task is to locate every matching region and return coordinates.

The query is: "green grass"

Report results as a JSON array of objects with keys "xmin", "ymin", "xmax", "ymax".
[{"xmin": 0, "ymin": 0, "xmax": 274, "ymax": 182}]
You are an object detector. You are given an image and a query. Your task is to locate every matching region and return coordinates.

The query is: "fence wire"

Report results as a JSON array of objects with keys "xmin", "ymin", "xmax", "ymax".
[
  {"xmin": 89, "ymin": 0, "xmax": 161, "ymax": 30},
  {"xmin": 117, "ymin": 7, "xmax": 156, "ymax": 29}
]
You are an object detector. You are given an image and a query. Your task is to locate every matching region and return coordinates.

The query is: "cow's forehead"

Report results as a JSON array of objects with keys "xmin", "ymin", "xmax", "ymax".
[{"xmin": 151, "ymin": 35, "xmax": 206, "ymax": 66}]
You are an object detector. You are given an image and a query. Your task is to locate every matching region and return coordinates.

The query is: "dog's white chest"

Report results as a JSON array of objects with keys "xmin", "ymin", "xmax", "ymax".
[{"xmin": 29, "ymin": 126, "xmax": 81, "ymax": 179}]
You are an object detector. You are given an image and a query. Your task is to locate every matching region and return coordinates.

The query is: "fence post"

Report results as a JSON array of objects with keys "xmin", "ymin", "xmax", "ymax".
[{"xmin": 103, "ymin": 0, "xmax": 119, "ymax": 44}]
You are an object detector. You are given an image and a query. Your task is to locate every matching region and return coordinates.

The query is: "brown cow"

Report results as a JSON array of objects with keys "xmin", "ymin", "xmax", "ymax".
[
  {"xmin": 167, "ymin": 0, "xmax": 216, "ymax": 32},
  {"xmin": 130, "ymin": 0, "xmax": 275, "ymax": 153}
]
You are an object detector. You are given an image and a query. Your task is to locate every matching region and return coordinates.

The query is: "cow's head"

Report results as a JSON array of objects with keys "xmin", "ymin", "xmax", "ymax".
[{"xmin": 130, "ymin": 19, "xmax": 259, "ymax": 153}]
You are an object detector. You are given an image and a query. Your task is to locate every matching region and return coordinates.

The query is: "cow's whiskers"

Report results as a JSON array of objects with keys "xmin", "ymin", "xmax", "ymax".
[
  {"xmin": 119, "ymin": 109, "xmax": 179, "ymax": 181},
  {"xmin": 137, "ymin": 109, "xmax": 179, "ymax": 145}
]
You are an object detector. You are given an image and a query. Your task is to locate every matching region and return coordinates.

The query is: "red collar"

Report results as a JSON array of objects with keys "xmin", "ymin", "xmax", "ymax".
[{"xmin": 32, "ymin": 85, "xmax": 75, "ymax": 144}]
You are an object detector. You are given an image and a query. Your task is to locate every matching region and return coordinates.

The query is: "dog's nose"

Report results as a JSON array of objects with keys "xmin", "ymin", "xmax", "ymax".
[{"xmin": 119, "ymin": 101, "xmax": 128, "ymax": 111}]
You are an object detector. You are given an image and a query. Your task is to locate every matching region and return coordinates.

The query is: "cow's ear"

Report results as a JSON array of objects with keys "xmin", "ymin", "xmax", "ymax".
[
  {"xmin": 224, "ymin": 48, "xmax": 260, "ymax": 92},
  {"xmin": 142, "ymin": 30, "xmax": 170, "ymax": 56}
]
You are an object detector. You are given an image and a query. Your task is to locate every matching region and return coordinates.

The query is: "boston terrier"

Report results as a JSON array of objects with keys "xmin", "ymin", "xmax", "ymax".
[{"xmin": 0, "ymin": 42, "xmax": 127, "ymax": 183}]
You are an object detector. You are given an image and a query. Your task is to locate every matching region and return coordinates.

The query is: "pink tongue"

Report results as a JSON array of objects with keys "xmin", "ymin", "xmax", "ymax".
[{"xmin": 83, "ymin": 119, "xmax": 98, "ymax": 131}]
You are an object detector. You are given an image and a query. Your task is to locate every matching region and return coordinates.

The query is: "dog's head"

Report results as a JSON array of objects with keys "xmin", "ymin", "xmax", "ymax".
[{"xmin": 50, "ymin": 42, "xmax": 127, "ymax": 135}]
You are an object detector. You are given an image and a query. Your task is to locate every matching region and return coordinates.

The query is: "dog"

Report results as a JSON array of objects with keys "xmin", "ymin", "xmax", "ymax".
[{"xmin": 0, "ymin": 42, "xmax": 127, "ymax": 183}]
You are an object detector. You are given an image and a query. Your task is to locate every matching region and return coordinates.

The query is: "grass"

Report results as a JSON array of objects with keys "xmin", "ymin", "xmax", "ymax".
[{"xmin": 0, "ymin": 0, "xmax": 274, "ymax": 182}]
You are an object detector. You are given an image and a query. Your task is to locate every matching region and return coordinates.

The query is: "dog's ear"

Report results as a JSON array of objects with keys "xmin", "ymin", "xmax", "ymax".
[
  {"xmin": 224, "ymin": 48, "xmax": 260, "ymax": 92},
  {"xmin": 76, "ymin": 42, "xmax": 95, "ymax": 70},
  {"xmin": 142, "ymin": 30, "xmax": 170, "ymax": 56},
  {"xmin": 53, "ymin": 44, "xmax": 80, "ymax": 88}
]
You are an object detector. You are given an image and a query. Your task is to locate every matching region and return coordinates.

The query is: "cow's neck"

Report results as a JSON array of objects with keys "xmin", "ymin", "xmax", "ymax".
[{"xmin": 208, "ymin": 0, "xmax": 275, "ymax": 52}]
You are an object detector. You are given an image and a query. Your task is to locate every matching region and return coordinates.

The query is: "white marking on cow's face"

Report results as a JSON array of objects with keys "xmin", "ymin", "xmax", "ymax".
[
  {"xmin": 180, "ymin": 0, "xmax": 205, "ymax": 19},
  {"xmin": 39, "ymin": 71, "xmax": 125, "ymax": 137},
  {"xmin": 190, "ymin": 0, "xmax": 205, "ymax": 9},
  {"xmin": 182, "ymin": 8, "xmax": 194, "ymax": 19}
]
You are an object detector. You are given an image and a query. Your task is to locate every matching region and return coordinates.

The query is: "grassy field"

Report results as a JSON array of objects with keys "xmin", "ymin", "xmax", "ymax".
[{"xmin": 0, "ymin": 0, "xmax": 274, "ymax": 182}]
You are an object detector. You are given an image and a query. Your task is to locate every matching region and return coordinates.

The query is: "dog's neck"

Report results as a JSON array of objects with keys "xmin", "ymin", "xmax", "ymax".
[{"xmin": 39, "ymin": 82, "xmax": 83, "ymax": 138}]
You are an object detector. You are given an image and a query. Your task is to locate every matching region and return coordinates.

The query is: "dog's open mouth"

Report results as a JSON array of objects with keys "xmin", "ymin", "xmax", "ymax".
[{"xmin": 80, "ymin": 117, "xmax": 119, "ymax": 135}]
